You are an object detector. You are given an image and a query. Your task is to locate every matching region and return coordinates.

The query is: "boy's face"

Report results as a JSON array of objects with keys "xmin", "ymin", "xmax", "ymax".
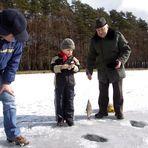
[
  {"xmin": 62, "ymin": 48, "xmax": 73, "ymax": 57},
  {"xmin": 0, "ymin": 34, "xmax": 15, "ymax": 42}
]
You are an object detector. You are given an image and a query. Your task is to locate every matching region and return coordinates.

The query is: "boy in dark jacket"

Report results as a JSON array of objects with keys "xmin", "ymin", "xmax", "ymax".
[
  {"xmin": 0, "ymin": 9, "xmax": 29, "ymax": 146},
  {"xmin": 50, "ymin": 38, "xmax": 80, "ymax": 126}
]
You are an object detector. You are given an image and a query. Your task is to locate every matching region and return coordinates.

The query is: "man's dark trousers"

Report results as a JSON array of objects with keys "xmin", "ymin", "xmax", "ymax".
[{"xmin": 98, "ymin": 80, "xmax": 123, "ymax": 115}]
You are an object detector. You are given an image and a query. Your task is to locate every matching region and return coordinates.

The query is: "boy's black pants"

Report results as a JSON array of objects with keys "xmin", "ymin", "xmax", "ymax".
[
  {"xmin": 55, "ymin": 85, "xmax": 74, "ymax": 120},
  {"xmin": 98, "ymin": 79, "xmax": 123, "ymax": 115}
]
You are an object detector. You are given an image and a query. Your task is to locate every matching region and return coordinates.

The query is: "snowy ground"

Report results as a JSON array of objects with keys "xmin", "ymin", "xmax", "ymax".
[{"xmin": 0, "ymin": 70, "xmax": 148, "ymax": 148}]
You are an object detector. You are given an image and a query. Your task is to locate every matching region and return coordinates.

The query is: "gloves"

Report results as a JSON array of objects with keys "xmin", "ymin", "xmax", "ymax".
[
  {"xmin": 61, "ymin": 64, "xmax": 69, "ymax": 69},
  {"xmin": 61, "ymin": 64, "xmax": 75, "ymax": 70},
  {"xmin": 68, "ymin": 64, "xmax": 75, "ymax": 70}
]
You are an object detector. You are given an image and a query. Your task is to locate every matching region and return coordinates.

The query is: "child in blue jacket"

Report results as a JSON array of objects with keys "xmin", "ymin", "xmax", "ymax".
[{"xmin": 50, "ymin": 38, "xmax": 80, "ymax": 126}]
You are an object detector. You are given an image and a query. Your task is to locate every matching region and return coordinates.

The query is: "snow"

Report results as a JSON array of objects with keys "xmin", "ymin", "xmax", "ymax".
[{"xmin": 0, "ymin": 70, "xmax": 148, "ymax": 148}]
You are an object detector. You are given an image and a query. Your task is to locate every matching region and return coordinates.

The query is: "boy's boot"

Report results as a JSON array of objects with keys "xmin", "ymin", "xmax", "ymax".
[
  {"xmin": 57, "ymin": 115, "xmax": 64, "ymax": 126},
  {"xmin": 66, "ymin": 118, "xmax": 74, "ymax": 126}
]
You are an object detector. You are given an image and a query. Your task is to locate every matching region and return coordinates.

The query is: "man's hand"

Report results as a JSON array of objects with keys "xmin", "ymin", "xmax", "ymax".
[
  {"xmin": 86, "ymin": 69, "xmax": 92, "ymax": 80},
  {"xmin": 0, "ymin": 84, "xmax": 15, "ymax": 96},
  {"xmin": 115, "ymin": 60, "xmax": 121, "ymax": 69},
  {"xmin": 87, "ymin": 73, "xmax": 92, "ymax": 80}
]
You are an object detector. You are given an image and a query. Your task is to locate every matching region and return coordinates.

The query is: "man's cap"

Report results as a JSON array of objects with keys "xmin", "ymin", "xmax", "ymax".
[
  {"xmin": 60, "ymin": 38, "xmax": 75, "ymax": 50},
  {"xmin": 0, "ymin": 8, "xmax": 29, "ymax": 42},
  {"xmin": 95, "ymin": 17, "xmax": 107, "ymax": 29}
]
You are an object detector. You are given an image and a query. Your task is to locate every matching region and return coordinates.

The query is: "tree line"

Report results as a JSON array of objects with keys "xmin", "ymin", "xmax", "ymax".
[{"xmin": 0, "ymin": 0, "xmax": 148, "ymax": 70}]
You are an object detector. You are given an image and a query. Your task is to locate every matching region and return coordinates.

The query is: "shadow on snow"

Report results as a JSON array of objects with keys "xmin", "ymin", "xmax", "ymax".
[{"xmin": 0, "ymin": 114, "xmax": 92, "ymax": 129}]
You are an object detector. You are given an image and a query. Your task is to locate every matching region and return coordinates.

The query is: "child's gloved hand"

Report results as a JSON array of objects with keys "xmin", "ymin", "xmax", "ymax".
[
  {"xmin": 68, "ymin": 64, "xmax": 75, "ymax": 70},
  {"xmin": 61, "ymin": 64, "xmax": 69, "ymax": 69}
]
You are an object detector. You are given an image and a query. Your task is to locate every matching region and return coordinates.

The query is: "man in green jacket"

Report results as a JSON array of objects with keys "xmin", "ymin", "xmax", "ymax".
[{"xmin": 86, "ymin": 17, "xmax": 131, "ymax": 120}]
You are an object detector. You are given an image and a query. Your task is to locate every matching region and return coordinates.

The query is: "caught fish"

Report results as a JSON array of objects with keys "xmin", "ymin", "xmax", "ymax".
[{"xmin": 86, "ymin": 99, "xmax": 92, "ymax": 119}]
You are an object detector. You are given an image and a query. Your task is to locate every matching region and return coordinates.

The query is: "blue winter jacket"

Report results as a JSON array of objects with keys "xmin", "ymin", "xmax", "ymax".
[{"xmin": 0, "ymin": 39, "xmax": 23, "ymax": 84}]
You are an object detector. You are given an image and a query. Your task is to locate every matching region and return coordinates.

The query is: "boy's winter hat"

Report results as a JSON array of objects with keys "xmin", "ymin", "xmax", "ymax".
[
  {"xmin": 60, "ymin": 38, "xmax": 75, "ymax": 50},
  {"xmin": 95, "ymin": 17, "xmax": 107, "ymax": 29},
  {"xmin": 0, "ymin": 8, "xmax": 29, "ymax": 42}
]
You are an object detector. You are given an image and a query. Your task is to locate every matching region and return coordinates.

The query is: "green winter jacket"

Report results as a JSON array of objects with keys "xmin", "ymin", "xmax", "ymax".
[{"xmin": 86, "ymin": 28, "xmax": 131, "ymax": 83}]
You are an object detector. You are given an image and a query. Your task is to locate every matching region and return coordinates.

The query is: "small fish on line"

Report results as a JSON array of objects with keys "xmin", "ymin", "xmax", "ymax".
[{"xmin": 86, "ymin": 99, "xmax": 93, "ymax": 119}]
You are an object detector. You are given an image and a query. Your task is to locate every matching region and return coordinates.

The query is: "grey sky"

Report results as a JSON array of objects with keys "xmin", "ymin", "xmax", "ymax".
[{"xmin": 68, "ymin": 0, "xmax": 148, "ymax": 22}]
